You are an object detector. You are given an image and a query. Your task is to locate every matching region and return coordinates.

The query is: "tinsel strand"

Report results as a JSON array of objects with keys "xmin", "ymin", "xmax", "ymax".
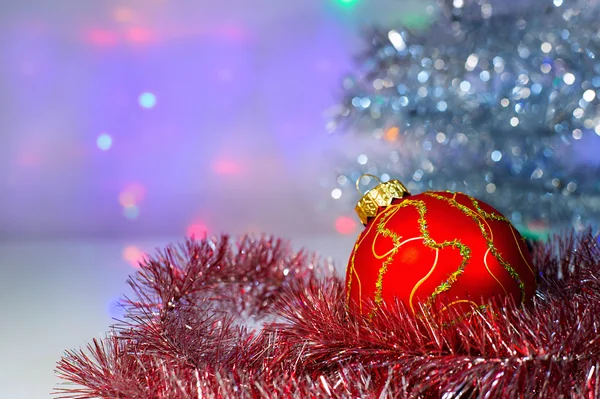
[{"xmin": 56, "ymin": 231, "xmax": 600, "ymax": 398}]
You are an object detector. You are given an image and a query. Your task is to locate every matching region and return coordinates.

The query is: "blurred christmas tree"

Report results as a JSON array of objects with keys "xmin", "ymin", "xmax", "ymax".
[{"xmin": 328, "ymin": 0, "xmax": 600, "ymax": 236}]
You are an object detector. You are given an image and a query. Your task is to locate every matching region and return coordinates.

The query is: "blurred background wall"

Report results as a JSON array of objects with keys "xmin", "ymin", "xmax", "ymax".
[
  {"xmin": 0, "ymin": 0, "xmax": 429, "ymax": 240},
  {"xmin": 0, "ymin": 0, "xmax": 427, "ymax": 397}
]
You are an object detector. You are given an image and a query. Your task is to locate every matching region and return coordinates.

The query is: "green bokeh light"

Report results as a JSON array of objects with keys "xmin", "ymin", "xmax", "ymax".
[
  {"xmin": 521, "ymin": 228, "xmax": 550, "ymax": 242},
  {"xmin": 337, "ymin": 0, "xmax": 358, "ymax": 7},
  {"xmin": 401, "ymin": 13, "xmax": 433, "ymax": 30}
]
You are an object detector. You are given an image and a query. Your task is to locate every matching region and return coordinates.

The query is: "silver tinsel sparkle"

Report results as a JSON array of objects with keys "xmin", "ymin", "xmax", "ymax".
[{"xmin": 330, "ymin": 0, "xmax": 600, "ymax": 233}]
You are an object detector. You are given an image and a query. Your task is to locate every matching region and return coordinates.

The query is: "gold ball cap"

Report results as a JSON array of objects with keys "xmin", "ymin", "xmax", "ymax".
[{"xmin": 355, "ymin": 175, "xmax": 410, "ymax": 225}]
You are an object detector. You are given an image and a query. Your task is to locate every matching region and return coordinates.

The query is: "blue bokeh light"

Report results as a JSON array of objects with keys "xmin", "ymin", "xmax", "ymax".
[
  {"xmin": 123, "ymin": 205, "xmax": 140, "ymax": 220},
  {"xmin": 138, "ymin": 92, "xmax": 157, "ymax": 108},
  {"xmin": 97, "ymin": 133, "xmax": 113, "ymax": 150}
]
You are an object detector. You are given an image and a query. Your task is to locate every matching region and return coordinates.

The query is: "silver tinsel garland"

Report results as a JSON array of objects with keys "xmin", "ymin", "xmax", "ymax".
[{"xmin": 330, "ymin": 0, "xmax": 600, "ymax": 234}]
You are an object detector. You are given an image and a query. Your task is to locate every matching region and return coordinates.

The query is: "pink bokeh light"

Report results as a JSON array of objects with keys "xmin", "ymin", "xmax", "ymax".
[
  {"xmin": 335, "ymin": 216, "xmax": 357, "ymax": 235},
  {"xmin": 126, "ymin": 27, "xmax": 154, "ymax": 43},
  {"xmin": 16, "ymin": 151, "xmax": 42, "ymax": 168},
  {"xmin": 212, "ymin": 159, "xmax": 242, "ymax": 175},
  {"xmin": 123, "ymin": 245, "xmax": 146, "ymax": 268},
  {"xmin": 119, "ymin": 182, "xmax": 146, "ymax": 206},
  {"xmin": 86, "ymin": 29, "xmax": 119, "ymax": 47},
  {"xmin": 187, "ymin": 223, "xmax": 208, "ymax": 238}
]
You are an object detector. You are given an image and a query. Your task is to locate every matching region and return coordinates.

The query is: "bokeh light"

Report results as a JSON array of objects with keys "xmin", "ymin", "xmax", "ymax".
[
  {"xmin": 119, "ymin": 182, "xmax": 146, "ymax": 220},
  {"xmin": 384, "ymin": 126, "xmax": 400, "ymax": 141},
  {"xmin": 337, "ymin": 0, "xmax": 359, "ymax": 6},
  {"xmin": 123, "ymin": 205, "xmax": 140, "ymax": 220},
  {"xmin": 16, "ymin": 151, "xmax": 41, "ymax": 167},
  {"xmin": 212, "ymin": 159, "xmax": 242, "ymax": 175},
  {"xmin": 87, "ymin": 29, "xmax": 118, "ymax": 46},
  {"xmin": 119, "ymin": 192, "xmax": 136, "ymax": 207},
  {"xmin": 388, "ymin": 30, "xmax": 406, "ymax": 51},
  {"xmin": 138, "ymin": 92, "xmax": 157, "ymax": 108},
  {"xmin": 119, "ymin": 182, "xmax": 146, "ymax": 206},
  {"xmin": 113, "ymin": 7, "xmax": 133, "ymax": 22},
  {"xmin": 335, "ymin": 216, "xmax": 357, "ymax": 235},
  {"xmin": 96, "ymin": 133, "xmax": 113, "ymax": 151},
  {"xmin": 187, "ymin": 223, "xmax": 208, "ymax": 238},
  {"xmin": 127, "ymin": 27, "xmax": 153, "ymax": 43},
  {"xmin": 123, "ymin": 245, "xmax": 146, "ymax": 268}
]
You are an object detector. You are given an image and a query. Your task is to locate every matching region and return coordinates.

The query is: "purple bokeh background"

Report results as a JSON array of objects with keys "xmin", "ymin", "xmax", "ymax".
[
  {"xmin": 0, "ymin": 3, "xmax": 427, "ymax": 396},
  {"xmin": 0, "ymin": 0, "xmax": 430, "ymax": 240}
]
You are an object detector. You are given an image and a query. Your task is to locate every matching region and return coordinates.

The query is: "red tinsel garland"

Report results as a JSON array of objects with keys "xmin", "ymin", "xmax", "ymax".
[{"xmin": 55, "ymin": 232, "xmax": 600, "ymax": 398}]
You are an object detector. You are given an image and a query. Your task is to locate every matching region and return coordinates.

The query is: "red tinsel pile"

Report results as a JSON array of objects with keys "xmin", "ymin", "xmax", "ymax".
[{"xmin": 56, "ymin": 232, "xmax": 600, "ymax": 398}]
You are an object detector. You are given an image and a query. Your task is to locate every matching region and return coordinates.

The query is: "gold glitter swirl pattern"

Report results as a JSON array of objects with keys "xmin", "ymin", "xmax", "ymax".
[
  {"xmin": 469, "ymin": 197, "xmax": 508, "ymax": 222},
  {"xmin": 471, "ymin": 209, "xmax": 508, "ymax": 296},
  {"xmin": 372, "ymin": 210, "xmax": 403, "ymax": 260},
  {"xmin": 373, "ymin": 210, "xmax": 402, "ymax": 306},
  {"xmin": 425, "ymin": 192, "xmax": 526, "ymax": 303},
  {"xmin": 440, "ymin": 303, "xmax": 489, "ymax": 327},
  {"xmin": 471, "ymin": 193, "xmax": 534, "ymax": 278},
  {"xmin": 439, "ymin": 299, "xmax": 480, "ymax": 313},
  {"xmin": 409, "ymin": 248, "xmax": 439, "ymax": 314},
  {"xmin": 347, "ymin": 191, "xmax": 531, "ymax": 316},
  {"xmin": 483, "ymin": 247, "xmax": 507, "ymax": 296},
  {"xmin": 509, "ymin": 224, "xmax": 535, "ymax": 277},
  {"xmin": 346, "ymin": 206, "xmax": 396, "ymax": 311},
  {"xmin": 346, "ymin": 255, "xmax": 363, "ymax": 308},
  {"xmin": 370, "ymin": 199, "xmax": 472, "ymax": 313}
]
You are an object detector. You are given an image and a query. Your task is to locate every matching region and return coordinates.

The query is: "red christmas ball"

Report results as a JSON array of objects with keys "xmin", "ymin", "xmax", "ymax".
[{"xmin": 345, "ymin": 183, "xmax": 537, "ymax": 316}]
